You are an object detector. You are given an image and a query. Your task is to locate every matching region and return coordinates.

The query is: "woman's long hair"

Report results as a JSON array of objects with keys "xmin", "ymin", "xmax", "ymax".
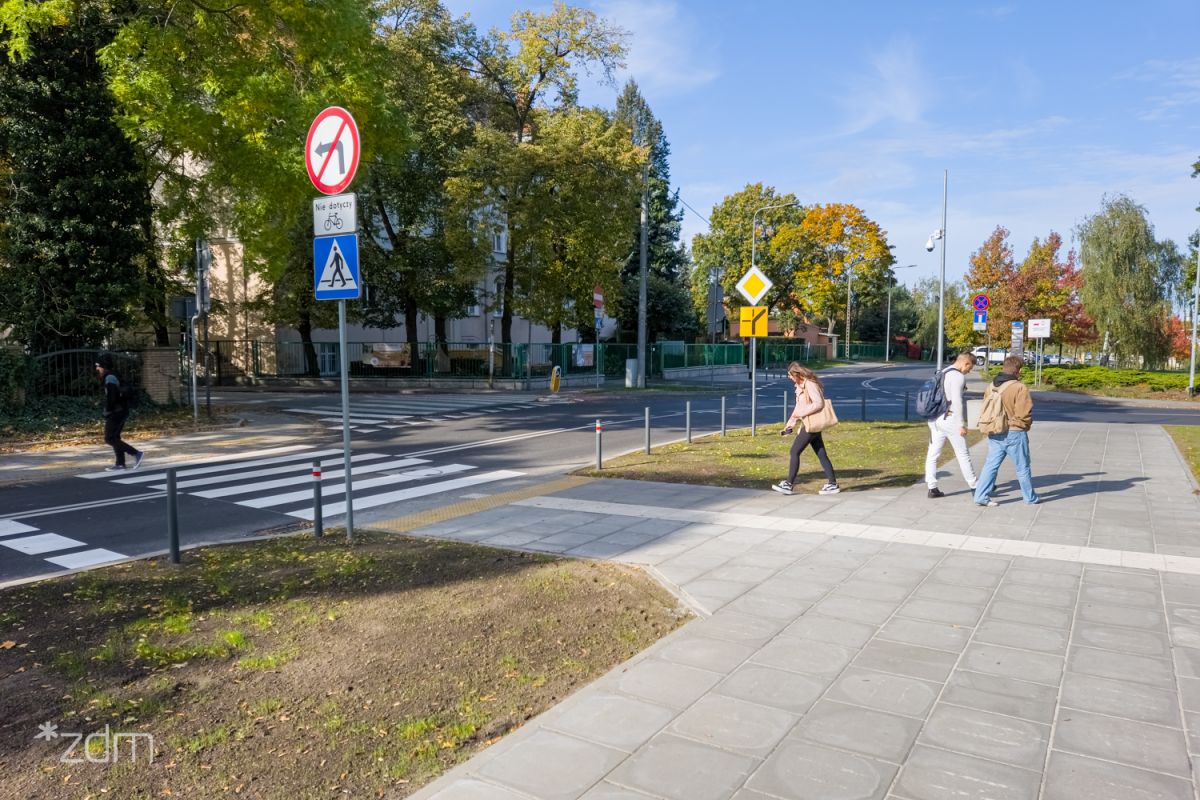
[{"xmin": 787, "ymin": 362, "xmax": 823, "ymax": 390}]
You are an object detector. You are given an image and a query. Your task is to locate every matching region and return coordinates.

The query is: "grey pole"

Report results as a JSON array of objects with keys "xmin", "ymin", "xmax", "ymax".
[
  {"xmin": 686, "ymin": 401, "xmax": 692, "ymax": 443},
  {"xmin": 312, "ymin": 459, "xmax": 324, "ymax": 538},
  {"xmin": 644, "ymin": 407, "xmax": 651, "ymax": 454},
  {"xmin": 845, "ymin": 265, "xmax": 852, "ymax": 361},
  {"xmin": 935, "ymin": 169, "xmax": 948, "ymax": 368},
  {"xmin": 166, "ymin": 467, "xmax": 180, "ymax": 564},
  {"xmin": 595, "ymin": 419, "xmax": 603, "ymax": 470},
  {"xmin": 885, "ymin": 279, "xmax": 892, "ymax": 363},
  {"xmin": 338, "ymin": 299, "xmax": 354, "ymax": 540},
  {"xmin": 1189, "ymin": 240, "xmax": 1199, "ymax": 396},
  {"xmin": 637, "ymin": 164, "xmax": 648, "ymax": 389},
  {"xmin": 749, "ymin": 200, "xmax": 799, "ymax": 436},
  {"xmin": 721, "ymin": 396, "xmax": 726, "ymax": 437}
]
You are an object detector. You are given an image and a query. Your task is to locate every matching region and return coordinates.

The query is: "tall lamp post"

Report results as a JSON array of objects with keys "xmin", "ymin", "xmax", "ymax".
[
  {"xmin": 750, "ymin": 201, "xmax": 798, "ymax": 435},
  {"xmin": 1189, "ymin": 232, "xmax": 1198, "ymax": 396},
  {"xmin": 843, "ymin": 255, "xmax": 867, "ymax": 361},
  {"xmin": 925, "ymin": 169, "xmax": 949, "ymax": 368},
  {"xmin": 884, "ymin": 264, "xmax": 918, "ymax": 362}
]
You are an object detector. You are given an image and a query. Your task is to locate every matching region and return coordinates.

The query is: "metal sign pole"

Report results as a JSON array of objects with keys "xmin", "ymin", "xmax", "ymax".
[
  {"xmin": 751, "ymin": 336, "xmax": 757, "ymax": 436},
  {"xmin": 338, "ymin": 299, "xmax": 354, "ymax": 540}
]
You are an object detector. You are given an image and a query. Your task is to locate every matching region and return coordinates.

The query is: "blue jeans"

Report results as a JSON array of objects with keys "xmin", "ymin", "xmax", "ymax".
[{"xmin": 973, "ymin": 430, "xmax": 1039, "ymax": 504}]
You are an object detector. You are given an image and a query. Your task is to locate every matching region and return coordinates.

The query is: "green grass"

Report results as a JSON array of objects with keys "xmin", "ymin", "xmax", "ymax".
[{"xmin": 1166, "ymin": 426, "xmax": 1200, "ymax": 492}]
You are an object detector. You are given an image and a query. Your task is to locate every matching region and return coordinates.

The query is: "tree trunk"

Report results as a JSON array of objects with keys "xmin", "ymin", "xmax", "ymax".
[
  {"xmin": 405, "ymin": 299, "xmax": 421, "ymax": 376},
  {"xmin": 298, "ymin": 313, "xmax": 319, "ymax": 378},
  {"xmin": 501, "ymin": 235, "xmax": 515, "ymax": 345},
  {"xmin": 433, "ymin": 314, "xmax": 450, "ymax": 373}
]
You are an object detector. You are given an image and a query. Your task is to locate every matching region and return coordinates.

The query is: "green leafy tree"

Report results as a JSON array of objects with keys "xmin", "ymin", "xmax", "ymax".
[
  {"xmin": 910, "ymin": 277, "xmax": 973, "ymax": 353},
  {"xmin": 964, "ymin": 226, "xmax": 1016, "ymax": 340},
  {"xmin": 0, "ymin": 8, "xmax": 150, "ymax": 351},
  {"xmin": 1077, "ymin": 195, "xmax": 1175, "ymax": 367}
]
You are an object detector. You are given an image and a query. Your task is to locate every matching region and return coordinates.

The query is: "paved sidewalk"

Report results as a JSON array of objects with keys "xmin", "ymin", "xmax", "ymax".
[{"xmin": 397, "ymin": 420, "xmax": 1200, "ymax": 800}]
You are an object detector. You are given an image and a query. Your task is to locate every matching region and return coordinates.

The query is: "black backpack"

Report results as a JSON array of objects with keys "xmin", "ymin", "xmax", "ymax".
[
  {"xmin": 119, "ymin": 380, "xmax": 141, "ymax": 409},
  {"xmin": 915, "ymin": 367, "xmax": 953, "ymax": 419}
]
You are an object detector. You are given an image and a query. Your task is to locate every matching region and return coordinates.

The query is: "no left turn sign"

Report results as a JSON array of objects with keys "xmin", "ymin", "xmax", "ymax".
[{"xmin": 305, "ymin": 106, "xmax": 361, "ymax": 195}]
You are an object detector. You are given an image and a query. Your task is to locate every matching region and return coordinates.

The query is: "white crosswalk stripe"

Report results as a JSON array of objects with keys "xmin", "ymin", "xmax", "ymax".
[
  {"xmin": 0, "ymin": 521, "xmax": 128, "ymax": 572},
  {"xmin": 282, "ymin": 393, "xmax": 537, "ymax": 427}
]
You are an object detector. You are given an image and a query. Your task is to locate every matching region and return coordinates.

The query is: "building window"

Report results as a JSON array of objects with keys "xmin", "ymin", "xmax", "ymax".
[
  {"xmin": 466, "ymin": 304, "xmax": 481, "ymax": 317},
  {"xmin": 493, "ymin": 277, "xmax": 504, "ymax": 317},
  {"xmin": 492, "ymin": 232, "xmax": 505, "ymax": 253}
]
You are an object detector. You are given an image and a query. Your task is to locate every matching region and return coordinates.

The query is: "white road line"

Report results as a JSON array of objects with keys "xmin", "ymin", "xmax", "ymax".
[
  {"xmin": 244, "ymin": 464, "xmax": 478, "ymax": 509},
  {"xmin": 46, "ymin": 549, "xmax": 127, "ymax": 569},
  {"xmin": 289, "ymin": 469, "xmax": 523, "ymax": 520},
  {"xmin": 0, "ymin": 520, "xmax": 38, "ymax": 537},
  {"xmin": 113, "ymin": 448, "xmax": 339, "ymax": 484},
  {"xmin": 189, "ymin": 457, "xmax": 432, "ymax": 498},
  {"xmin": 1, "ymin": 533, "xmax": 87, "ymax": 555},
  {"xmin": 319, "ymin": 416, "xmax": 406, "ymax": 425},
  {"xmin": 5, "ymin": 492, "xmax": 167, "ymax": 520},
  {"xmin": 76, "ymin": 444, "xmax": 314, "ymax": 478},
  {"xmin": 151, "ymin": 453, "xmax": 392, "ymax": 491}
]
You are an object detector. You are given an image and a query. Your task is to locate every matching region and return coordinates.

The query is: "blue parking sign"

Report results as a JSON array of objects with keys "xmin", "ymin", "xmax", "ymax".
[{"xmin": 314, "ymin": 234, "xmax": 360, "ymax": 300}]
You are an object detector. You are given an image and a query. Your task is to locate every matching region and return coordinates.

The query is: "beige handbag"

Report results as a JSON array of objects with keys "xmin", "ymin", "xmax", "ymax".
[{"xmin": 800, "ymin": 380, "xmax": 839, "ymax": 433}]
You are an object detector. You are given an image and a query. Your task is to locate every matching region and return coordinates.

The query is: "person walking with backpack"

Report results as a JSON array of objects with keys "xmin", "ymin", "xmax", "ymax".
[
  {"xmin": 973, "ymin": 355, "xmax": 1037, "ymax": 507},
  {"xmin": 772, "ymin": 363, "xmax": 840, "ymax": 496},
  {"xmin": 923, "ymin": 351, "xmax": 978, "ymax": 498},
  {"xmin": 95, "ymin": 353, "xmax": 144, "ymax": 472}
]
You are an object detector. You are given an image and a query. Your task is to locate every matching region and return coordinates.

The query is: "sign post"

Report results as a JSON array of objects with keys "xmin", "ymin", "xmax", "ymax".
[
  {"xmin": 1029, "ymin": 318, "xmax": 1051, "ymax": 386},
  {"xmin": 593, "ymin": 285, "xmax": 603, "ymax": 389},
  {"xmin": 736, "ymin": 266, "xmax": 773, "ymax": 435},
  {"xmin": 306, "ymin": 106, "xmax": 361, "ymax": 540},
  {"xmin": 1011, "ymin": 320, "xmax": 1025, "ymax": 360}
]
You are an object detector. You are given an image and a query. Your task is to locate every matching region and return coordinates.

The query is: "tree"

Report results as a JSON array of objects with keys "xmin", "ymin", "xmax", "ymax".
[
  {"xmin": 964, "ymin": 226, "xmax": 1016, "ymax": 340},
  {"xmin": 457, "ymin": 1, "xmax": 626, "ymax": 345},
  {"xmin": 910, "ymin": 278, "xmax": 973, "ymax": 353},
  {"xmin": 1077, "ymin": 195, "xmax": 1174, "ymax": 367},
  {"xmin": 0, "ymin": 7, "xmax": 151, "ymax": 351}
]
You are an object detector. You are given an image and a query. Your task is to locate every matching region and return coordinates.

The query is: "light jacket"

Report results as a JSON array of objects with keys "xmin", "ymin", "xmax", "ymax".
[
  {"xmin": 988, "ymin": 372, "xmax": 1033, "ymax": 430},
  {"xmin": 788, "ymin": 379, "xmax": 825, "ymax": 427}
]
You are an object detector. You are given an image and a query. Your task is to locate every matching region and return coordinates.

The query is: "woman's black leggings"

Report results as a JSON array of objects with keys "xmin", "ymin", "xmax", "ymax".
[{"xmin": 788, "ymin": 430, "xmax": 836, "ymax": 484}]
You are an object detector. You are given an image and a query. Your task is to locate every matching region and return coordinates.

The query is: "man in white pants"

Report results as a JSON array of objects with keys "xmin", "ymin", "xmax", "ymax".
[{"xmin": 926, "ymin": 351, "xmax": 977, "ymax": 498}]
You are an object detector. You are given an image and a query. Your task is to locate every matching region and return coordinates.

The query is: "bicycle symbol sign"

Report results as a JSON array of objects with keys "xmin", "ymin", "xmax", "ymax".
[
  {"xmin": 972, "ymin": 294, "xmax": 990, "ymax": 312},
  {"xmin": 312, "ymin": 194, "xmax": 357, "ymax": 236}
]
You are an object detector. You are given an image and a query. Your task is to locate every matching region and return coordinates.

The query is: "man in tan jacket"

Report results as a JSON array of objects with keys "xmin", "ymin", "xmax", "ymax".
[{"xmin": 972, "ymin": 355, "xmax": 1038, "ymax": 507}]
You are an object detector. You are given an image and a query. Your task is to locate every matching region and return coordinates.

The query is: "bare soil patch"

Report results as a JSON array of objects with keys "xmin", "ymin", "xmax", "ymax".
[{"xmin": 0, "ymin": 531, "xmax": 687, "ymax": 799}]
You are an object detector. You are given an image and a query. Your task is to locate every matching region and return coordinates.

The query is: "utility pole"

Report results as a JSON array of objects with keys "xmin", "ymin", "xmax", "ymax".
[{"xmin": 637, "ymin": 162, "xmax": 648, "ymax": 388}]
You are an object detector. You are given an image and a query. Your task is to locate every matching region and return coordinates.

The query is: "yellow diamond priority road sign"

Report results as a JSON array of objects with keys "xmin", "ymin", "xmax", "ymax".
[
  {"xmin": 736, "ymin": 265, "xmax": 773, "ymax": 305},
  {"xmin": 740, "ymin": 306, "xmax": 768, "ymax": 337}
]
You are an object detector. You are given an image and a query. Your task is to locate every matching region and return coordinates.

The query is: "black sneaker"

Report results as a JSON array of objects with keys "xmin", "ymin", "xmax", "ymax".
[
  {"xmin": 818, "ymin": 483, "xmax": 841, "ymax": 495},
  {"xmin": 927, "ymin": 487, "xmax": 945, "ymax": 498},
  {"xmin": 771, "ymin": 481, "xmax": 794, "ymax": 495}
]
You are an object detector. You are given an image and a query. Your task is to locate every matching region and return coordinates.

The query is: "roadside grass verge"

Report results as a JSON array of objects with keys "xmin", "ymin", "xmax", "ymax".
[
  {"xmin": 982, "ymin": 365, "xmax": 1197, "ymax": 401},
  {"xmin": 1166, "ymin": 426, "xmax": 1200, "ymax": 492},
  {"xmin": 0, "ymin": 400, "xmax": 239, "ymax": 451},
  {"xmin": 579, "ymin": 421, "xmax": 982, "ymax": 493},
  {"xmin": 0, "ymin": 531, "xmax": 686, "ymax": 799}
]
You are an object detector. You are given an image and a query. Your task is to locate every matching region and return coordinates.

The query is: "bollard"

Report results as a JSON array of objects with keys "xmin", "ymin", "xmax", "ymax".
[
  {"xmin": 312, "ymin": 459, "xmax": 324, "ymax": 538},
  {"xmin": 686, "ymin": 401, "xmax": 692, "ymax": 443},
  {"xmin": 903, "ymin": 390, "xmax": 910, "ymax": 421},
  {"xmin": 595, "ymin": 419, "xmax": 602, "ymax": 470},
  {"xmin": 721, "ymin": 396, "xmax": 727, "ymax": 437},
  {"xmin": 166, "ymin": 467, "xmax": 180, "ymax": 564},
  {"xmin": 644, "ymin": 407, "xmax": 651, "ymax": 455},
  {"xmin": 861, "ymin": 390, "xmax": 867, "ymax": 421}
]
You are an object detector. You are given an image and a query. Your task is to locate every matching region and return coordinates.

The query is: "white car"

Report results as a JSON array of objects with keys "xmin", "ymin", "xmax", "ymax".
[{"xmin": 970, "ymin": 346, "xmax": 1007, "ymax": 366}]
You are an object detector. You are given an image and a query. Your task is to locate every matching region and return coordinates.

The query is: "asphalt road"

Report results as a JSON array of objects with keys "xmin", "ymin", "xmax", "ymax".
[{"xmin": 2, "ymin": 362, "xmax": 1196, "ymax": 585}]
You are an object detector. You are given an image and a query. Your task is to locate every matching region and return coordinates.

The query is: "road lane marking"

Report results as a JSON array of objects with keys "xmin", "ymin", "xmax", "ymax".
[
  {"xmin": 242, "ymin": 464, "xmax": 478, "ymax": 509},
  {"xmin": 76, "ymin": 444, "xmax": 313, "ymax": 478},
  {"xmin": 46, "ymin": 549, "xmax": 127, "ymax": 569},
  {"xmin": 111, "ymin": 448, "xmax": 336, "ymax": 484},
  {"xmin": 1, "ymin": 533, "xmax": 87, "ymax": 555},
  {"xmin": 189, "ymin": 457, "xmax": 432, "ymax": 498},
  {"xmin": 290, "ymin": 470, "xmax": 524, "ymax": 520}
]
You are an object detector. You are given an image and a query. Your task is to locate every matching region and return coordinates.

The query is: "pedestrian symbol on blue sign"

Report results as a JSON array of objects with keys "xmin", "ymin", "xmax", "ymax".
[{"xmin": 314, "ymin": 234, "xmax": 360, "ymax": 300}]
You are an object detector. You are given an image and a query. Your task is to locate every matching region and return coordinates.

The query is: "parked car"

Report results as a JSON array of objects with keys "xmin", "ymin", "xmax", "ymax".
[
  {"xmin": 1045, "ymin": 354, "xmax": 1075, "ymax": 365},
  {"xmin": 970, "ymin": 346, "xmax": 1007, "ymax": 366}
]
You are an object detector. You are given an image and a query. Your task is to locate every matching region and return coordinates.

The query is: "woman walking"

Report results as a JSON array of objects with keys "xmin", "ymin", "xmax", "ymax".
[{"xmin": 773, "ymin": 362, "xmax": 839, "ymax": 496}]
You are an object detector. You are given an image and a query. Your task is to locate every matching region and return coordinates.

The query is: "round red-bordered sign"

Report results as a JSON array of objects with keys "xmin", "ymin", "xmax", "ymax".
[
  {"xmin": 972, "ymin": 293, "xmax": 990, "ymax": 312},
  {"xmin": 305, "ymin": 106, "xmax": 361, "ymax": 195}
]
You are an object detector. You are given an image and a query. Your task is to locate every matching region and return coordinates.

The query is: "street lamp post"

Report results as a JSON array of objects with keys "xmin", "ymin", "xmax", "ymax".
[
  {"xmin": 885, "ymin": 264, "xmax": 918, "ymax": 362},
  {"xmin": 925, "ymin": 169, "xmax": 948, "ymax": 368},
  {"xmin": 1189, "ymin": 233, "xmax": 1199, "ymax": 396},
  {"xmin": 749, "ymin": 201, "xmax": 798, "ymax": 436}
]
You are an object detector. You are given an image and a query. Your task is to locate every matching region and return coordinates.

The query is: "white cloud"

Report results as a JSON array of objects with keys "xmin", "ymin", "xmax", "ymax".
[
  {"xmin": 595, "ymin": 0, "xmax": 719, "ymax": 95},
  {"xmin": 836, "ymin": 36, "xmax": 930, "ymax": 135},
  {"xmin": 1117, "ymin": 57, "xmax": 1200, "ymax": 122}
]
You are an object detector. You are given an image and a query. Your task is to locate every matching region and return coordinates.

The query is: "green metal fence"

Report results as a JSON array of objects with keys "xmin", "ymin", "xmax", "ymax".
[{"xmin": 658, "ymin": 343, "xmax": 744, "ymax": 371}]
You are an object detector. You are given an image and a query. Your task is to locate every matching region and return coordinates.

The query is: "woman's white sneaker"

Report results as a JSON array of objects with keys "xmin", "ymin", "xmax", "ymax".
[
  {"xmin": 771, "ymin": 481, "xmax": 794, "ymax": 495},
  {"xmin": 819, "ymin": 483, "xmax": 841, "ymax": 495}
]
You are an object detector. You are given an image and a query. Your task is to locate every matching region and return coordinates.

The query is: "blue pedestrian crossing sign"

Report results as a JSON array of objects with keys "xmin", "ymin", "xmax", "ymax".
[{"xmin": 314, "ymin": 234, "xmax": 360, "ymax": 300}]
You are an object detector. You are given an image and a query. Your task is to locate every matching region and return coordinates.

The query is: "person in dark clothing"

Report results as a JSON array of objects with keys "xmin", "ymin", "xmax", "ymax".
[
  {"xmin": 95, "ymin": 353, "xmax": 143, "ymax": 472},
  {"xmin": 772, "ymin": 362, "xmax": 839, "ymax": 496}
]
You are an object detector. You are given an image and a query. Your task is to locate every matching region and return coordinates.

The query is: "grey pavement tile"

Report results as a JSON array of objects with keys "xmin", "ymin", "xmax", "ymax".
[
  {"xmin": 1079, "ymin": 583, "xmax": 1162, "ymax": 610},
  {"xmin": 941, "ymin": 670, "xmax": 1060, "ymax": 725},
  {"xmin": 834, "ymin": 578, "xmax": 915, "ymax": 603},
  {"xmin": 782, "ymin": 614, "xmax": 878, "ymax": 649},
  {"xmin": 853, "ymin": 564, "xmax": 931, "ymax": 587},
  {"xmin": 1178, "ymin": 676, "xmax": 1200, "ymax": 712},
  {"xmin": 825, "ymin": 668, "xmax": 942, "ymax": 719},
  {"xmin": 823, "ymin": 537, "xmax": 890, "ymax": 555},
  {"xmin": 780, "ymin": 562, "xmax": 856, "ymax": 584},
  {"xmin": 566, "ymin": 540, "xmax": 636, "ymax": 559},
  {"xmin": 897, "ymin": 597, "xmax": 985, "ymax": 627},
  {"xmin": 579, "ymin": 783, "xmax": 660, "ymax": 799},
  {"xmin": 542, "ymin": 691, "xmax": 676, "ymax": 753},
  {"xmin": 681, "ymin": 578, "xmax": 754, "ymax": 604},
  {"xmin": 1076, "ymin": 601, "xmax": 1167, "ymax": 632},
  {"xmin": 606, "ymin": 733, "xmax": 757, "ymax": 800},
  {"xmin": 726, "ymin": 550, "xmax": 800, "ymax": 570},
  {"xmin": 714, "ymin": 663, "xmax": 829, "ymax": 714},
  {"xmin": 939, "ymin": 553, "xmax": 1011, "ymax": 573},
  {"xmin": 1053, "ymin": 708, "xmax": 1191, "ymax": 777},
  {"xmin": 669, "ymin": 693, "xmax": 798, "ymax": 758},
  {"xmin": 537, "ymin": 531, "xmax": 605, "ymax": 548},
  {"xmin": 1067, "ymin": 645, "xmax": 1175, "ymax": 690},
  {"xmin": 475, "ymin": 729, "xmax": 628, "ymax": 800},
  {"xmin": 873, "ymin": 552, "xmax": 946, "ymax": 571},
  {"xmin": 481, "ymin": 530, "xmax": 548, "ymax": 547},
  {"xmin": 912, "ymin": 582, "xmax": 993, "ymax": 606},
  {"xmin": 985, "ymin": 599, "xmax": 1074, "ymax": 630},
  {"xmin": 812, "ymin": 594, "xmax": 903, "ymax": 625},
  {"xmin": 730, "ymin": 790, "xmax": 776, "ymax": 800},
  {"xmin": 611, "ymin": 658, "xmax": 724, "ymax": 710},
  {"xmin": 852, "ymin": 639, "xmax": 959, "ymax": 683},
  {"xmin": 1187, "ymin": 711, "xmax": 1200, "ymax": 754},
  {"xmin": 1084, "ymin": 568, "xmax": 1161, "ymax": 592},
  {"xmin": 928, "ymin": 566, "xmax": 1006, "ymax": 590},
  {"xmin": 993, "ymin": 582, "xmax": 1077, "ymax": 608},
  {"xmin": 746, "ymin": 739, "xmax": 898, "ymax": 800},
  {"xmin": 973, "ymin": 619, "xmax": 1070, "ymax": 654},
  {"xmin": 1072, "ymin": 621, "xmax": 1171, "ymax": 658},
  {"xmin": 960, "ymin": 643, "xmax": 1064, "ymax": 686},
  {"xmin": 1172, "ymin": 645, "xmax": 1200, "ymax": 679},
  {"xmin": 689, "ymin": 611, "xmax": 788, "ymax": 647},
  {"xmin": 657, "ymin": 635, "xmax": 756, "ymax": 673},
  {"xmin": 805, "ymin": 550, "xmax": 876, "ymax": 571},
  {"xmin": 1003, "ymin": 568, "xmax": 1080, "ymax": 590},
  {"xmin": 876, "ymin": 618, "xmax": 972, "ymax": 653},
  {"xmin": 722, "ymin": 591, "xmax": 814, "ymax": 622},
  {"xmin": 918, "ymin": 704, "xmax": 1049, "ymax": 770},
  {"xmin": 423, "ymin": 778, "xmax": 536, "ymax": 800},
  {"xmin": 893, "ymin": 745, "xmax": 1041, "ymax": 800},
  {"xmin": 698, "ymin": 563, "xmax": 778, "ymax": 585},
  {"xmin": 792, "ymin": 699, "xmax": 922, "ymax": 764},
  {"xmin": 1041, "ymin": 750, "xmax": 1194, "ymax": 800},
  {"xmin": 750, "ymin": 636, "xmax": 856, "ymax": 678},
  {"xmin": 750, "ymin": 575, "xmax": 834, "ymax": 601},
  {"xmin": 1059, "ymin": 672, "xmax": 1182, "ymax": 728}
]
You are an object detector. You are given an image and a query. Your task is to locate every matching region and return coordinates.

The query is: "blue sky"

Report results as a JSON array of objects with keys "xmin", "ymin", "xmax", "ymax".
[{"xmin": 447, "ymin": 1, "xmax": 1200, "ymax": 288}]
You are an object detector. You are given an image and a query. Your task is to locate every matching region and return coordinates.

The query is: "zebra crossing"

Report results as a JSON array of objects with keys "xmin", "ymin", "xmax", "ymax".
[
  {"xmin": 77, "ymin": 446, "xmax": 524, "ymax": 521},
  {"xmin": 0, "ymin": 518, "xmax": 128, "ymax": 572},
  {"xmin": 282, "ymin": 394, "xmax": 539, "ymax": 433}
]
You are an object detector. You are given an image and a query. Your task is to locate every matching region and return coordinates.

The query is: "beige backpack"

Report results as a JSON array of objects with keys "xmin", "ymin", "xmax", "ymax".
[{"xmin": 977, "ymin": 381, "xmax": 1019, "ymax": 435}]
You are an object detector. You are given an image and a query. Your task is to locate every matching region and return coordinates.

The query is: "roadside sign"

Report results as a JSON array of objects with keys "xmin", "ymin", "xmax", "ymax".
[
  {"xmin": 740, "ymin": 306, "xmax": 768, "ymax": 337},
  {"xmin": 736, "ymin": 265, "xmax": 773, "ymax": 305},
  {"xmin": 313, "ymin": 193, "xmax": 357, "ymax": 236},
  {"xmin": 593, "ymin": 285, "xmax": 604, "ymax": 310},
  {"xmin": 972, "ymin": 294, "xmax": 990, "ymax": 312},
  {"xmin": 973, "ymin": 310, "xmax": 987, "ymax": 332},
  {"xmin": 305, "ymin": 107, "xmax": 361, "ymax": 195},
  {"xmin": 1011, "ymin": 320, "xmax": 1024, "ymax": 356},
  {"xmin": 313, "ymin": 234, "xmax": 360, "ymax": 300},
  {"xmin": 1029, "ymin": 318, "xmax": 1051, "ymax": 339}
]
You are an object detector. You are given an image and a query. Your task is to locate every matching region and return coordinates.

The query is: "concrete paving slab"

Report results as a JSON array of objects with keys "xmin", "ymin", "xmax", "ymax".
[
  {"xmin": 1053, "ymin": 708, "xmax": 1191, "ymax": 777},
  {"xmin": 746, "ymin": 739, "xmax": 898, "ymax": 800},
  {"xmin": 605, "ymin": 733, "xmax": 757, "ymax": 800},
  {"xmin": 940, "ymin": 670, "xmax": 1060, "ymax": 725},
  {"xmin": 1041, "ymin": 751, "xmax": 1194, "ymax": 800},
  {"xmin": 791, "ymin": 699, "xmax": 923, "ymax": 764},
  {"xmin": 893, "ymin": 745, "xmax": 1042, "ymax": 800}
]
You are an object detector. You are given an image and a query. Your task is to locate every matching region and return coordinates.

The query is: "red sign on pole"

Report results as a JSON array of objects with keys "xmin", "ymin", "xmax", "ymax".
[
  {"xmin": 593, "ymin": 286, "xmax": 604, "ymax": 309},
  {"xmin": 305, "ymin": 107, "xmax": 361, "ymax": 195},
  {"xmin": 972, "ymin": 293, "xmax": 990, "ymax": 312}
]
